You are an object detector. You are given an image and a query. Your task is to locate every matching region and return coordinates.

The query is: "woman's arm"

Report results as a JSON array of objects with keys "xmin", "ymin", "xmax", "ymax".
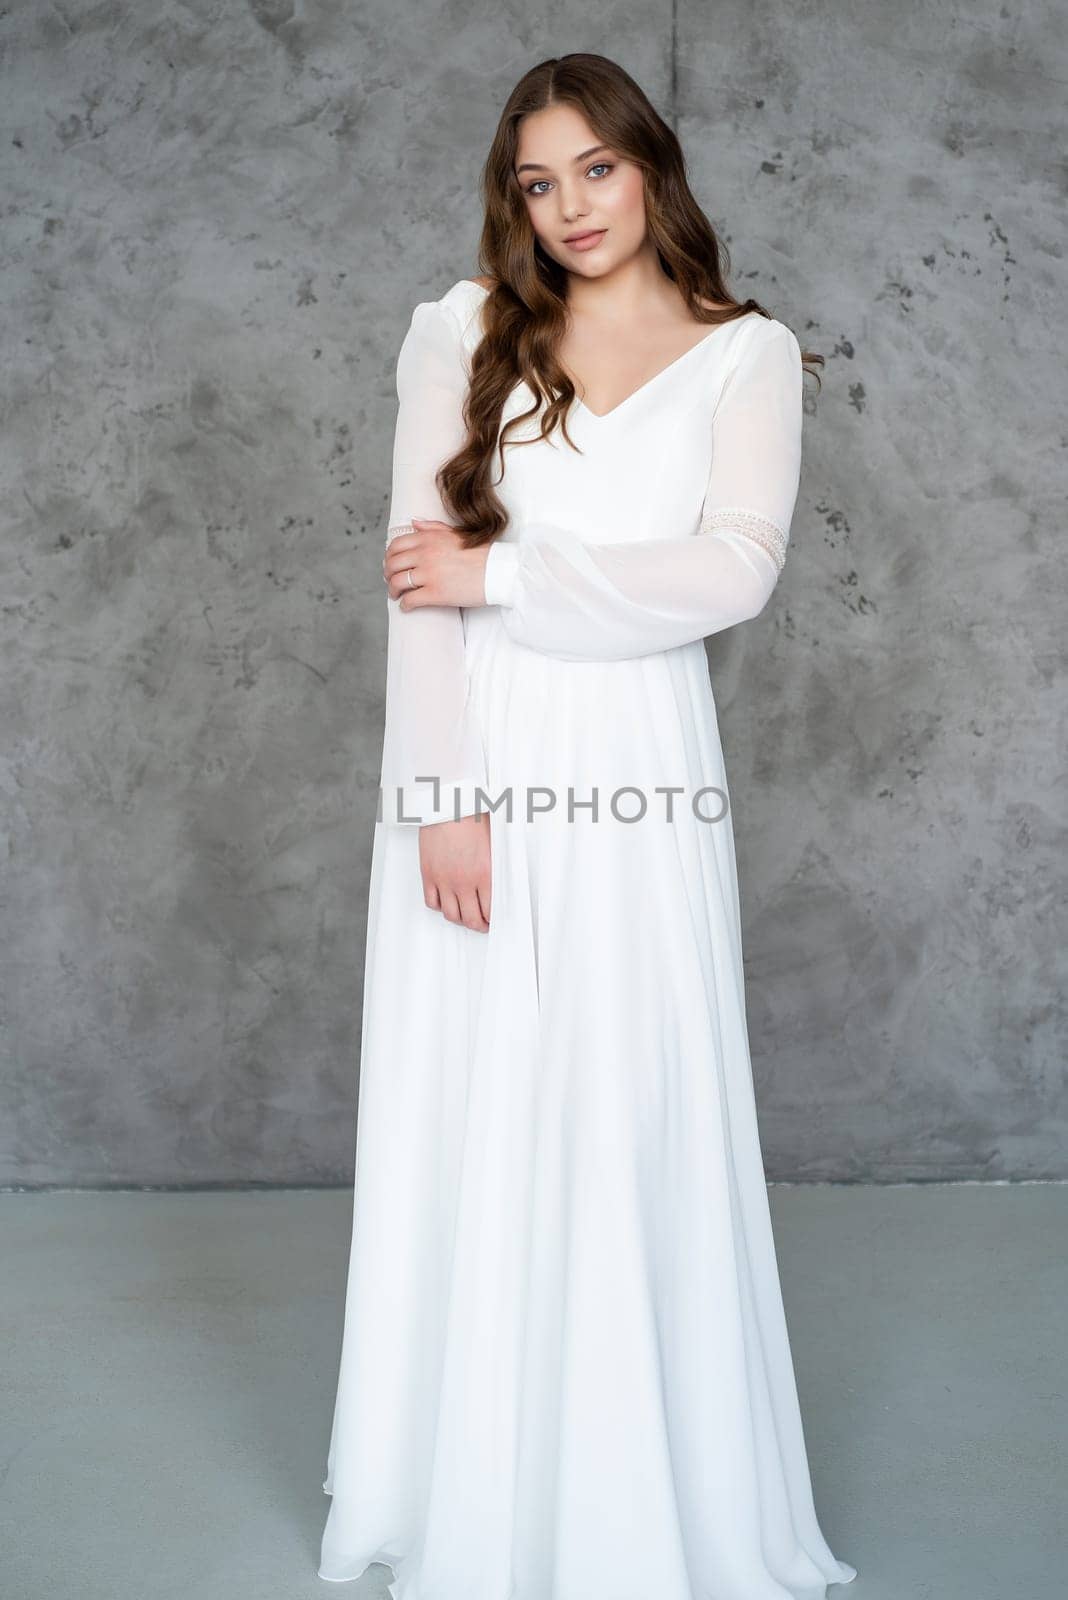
[
  {"xmin": 379, "ymin": 298, "xmax": 488, "ymax": 826},
  {"xmin": 481, "ymin": 319, "xmax": 804, "ymax": 662}
]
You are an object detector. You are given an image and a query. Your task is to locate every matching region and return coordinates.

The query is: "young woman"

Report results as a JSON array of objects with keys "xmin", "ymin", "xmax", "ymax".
[{"xmin": 319, "ymin": 52, "xmax": 857, "ymax": 1600}]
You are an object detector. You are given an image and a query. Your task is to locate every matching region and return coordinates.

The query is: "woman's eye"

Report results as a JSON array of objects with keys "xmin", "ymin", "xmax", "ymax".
[{"xmin": 588, "ymin": 162, "xmax": 613, "ymax": 178}]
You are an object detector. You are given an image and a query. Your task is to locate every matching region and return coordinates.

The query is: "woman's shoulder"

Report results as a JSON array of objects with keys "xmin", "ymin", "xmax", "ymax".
[
  {"xmin": 438, "ymin": 274, "xmax": 493, "ymax": 300},
  {"xmin": 718, "ymin": 308, "xmax": 800, "ymax": 371},
  {"xmin": 430, "ymin": 277, "xmax": 494, "ymax": 349},
  {"xmin": 406, "ymin": 276, "xmax": 492, "ymax": 325},
  {"xmin": 438, "ymin": 275, "xmax": 494, "ymax": 315}
]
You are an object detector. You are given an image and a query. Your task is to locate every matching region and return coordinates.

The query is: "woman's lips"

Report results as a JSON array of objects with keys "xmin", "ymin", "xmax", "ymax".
[{"xmin": 564, "ymin": 229, "xmax": 606, "ymax": 252}]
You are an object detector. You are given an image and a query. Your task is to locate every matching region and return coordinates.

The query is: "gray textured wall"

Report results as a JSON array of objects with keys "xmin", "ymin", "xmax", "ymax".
[{"xmin": 2, "ymin": 2, "xmax": 1064, "ymax": 1186}]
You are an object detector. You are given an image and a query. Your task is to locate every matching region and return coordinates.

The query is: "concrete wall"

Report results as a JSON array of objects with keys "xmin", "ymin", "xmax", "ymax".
[{"xmin": 2, "ymin": 1, "xmax": 1064, "ymax": 1185}]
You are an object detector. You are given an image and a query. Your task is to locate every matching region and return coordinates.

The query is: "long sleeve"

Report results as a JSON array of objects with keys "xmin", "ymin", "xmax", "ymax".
[
  {"xmin": 378, "ymin": 298, "xmax": 488, "ymax": 826},
  {"xmin": 481, "ymin": 318, "xmax": 803, "ymax": 662}
]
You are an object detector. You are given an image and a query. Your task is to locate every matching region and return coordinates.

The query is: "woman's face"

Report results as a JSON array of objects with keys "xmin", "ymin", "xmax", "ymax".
[{"xmin": 514, "ymin": 102, "xmax": 647, "ymax": 279}]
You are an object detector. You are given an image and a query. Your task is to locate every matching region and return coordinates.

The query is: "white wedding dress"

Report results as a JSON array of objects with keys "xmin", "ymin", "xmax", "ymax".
[{"xmin": 319, "ymin": 277, "xmax": 857, "ymax": 1600}]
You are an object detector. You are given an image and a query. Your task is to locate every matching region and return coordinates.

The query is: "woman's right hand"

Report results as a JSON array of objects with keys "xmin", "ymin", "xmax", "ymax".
[{"xmin": 418, "ymin": 810, "xmax": 492, "ymax": 932}]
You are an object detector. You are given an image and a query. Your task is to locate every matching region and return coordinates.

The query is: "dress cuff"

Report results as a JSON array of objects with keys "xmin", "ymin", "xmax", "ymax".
[
  {"xmin": 379, "ymin": 776, "xmax": 489, "ymax": 827},
  {"xmin": 483, "ymin": 540, "xmax": 521, "ymax": 607}
]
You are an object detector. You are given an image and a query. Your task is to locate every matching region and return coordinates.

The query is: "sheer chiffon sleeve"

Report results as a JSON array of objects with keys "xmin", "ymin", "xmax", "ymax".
[
  {"xmin": 481, "ymin": 318, "xmax": 803, "ymax": 662},
  {"xmin": 379, "ymin": 298, "xmax": 488, "ymax": 826}
]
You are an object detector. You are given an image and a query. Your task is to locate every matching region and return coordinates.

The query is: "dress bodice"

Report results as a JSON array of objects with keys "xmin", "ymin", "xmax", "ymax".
[{"xmin": 441, "ymin": 277, "xmax": 776, "ymax": 556}]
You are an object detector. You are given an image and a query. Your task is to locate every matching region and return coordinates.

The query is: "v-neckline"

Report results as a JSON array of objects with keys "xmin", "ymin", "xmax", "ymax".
[
  {"xmin": 465, "ymin": 280, "xmax": 749, "ymax": 425},
  {"xmin": 571, "ymin": 325, "xmax": 726, "ymax": 422}
]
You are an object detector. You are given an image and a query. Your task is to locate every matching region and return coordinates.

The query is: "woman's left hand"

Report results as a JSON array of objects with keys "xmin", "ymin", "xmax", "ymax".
[{"xmin": 383, "ymin": 519, "xmax": 490, "ymax": 610}]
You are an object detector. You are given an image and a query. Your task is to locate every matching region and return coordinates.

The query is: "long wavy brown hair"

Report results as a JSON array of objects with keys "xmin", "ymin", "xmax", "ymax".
[{"xmin": 437, "ymin": 53, "xmax": 823, "ymax": 549}]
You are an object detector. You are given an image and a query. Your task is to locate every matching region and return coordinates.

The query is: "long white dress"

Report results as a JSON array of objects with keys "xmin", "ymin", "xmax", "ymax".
[{"xmin": 319, "ymin": 277, "xmax": 857, "ymax": 1600}]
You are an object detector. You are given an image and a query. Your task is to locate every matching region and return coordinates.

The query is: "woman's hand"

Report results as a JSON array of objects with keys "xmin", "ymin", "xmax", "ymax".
[
  {"xmin": 384, "ymin": 519, "xmax": 491, "ymax": 609},
  {"xmin": 418, "ymin": 810, "xmax": 491, "ymax": 932}
]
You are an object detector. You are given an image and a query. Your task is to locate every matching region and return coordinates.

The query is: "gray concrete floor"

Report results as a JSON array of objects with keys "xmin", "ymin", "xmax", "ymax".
[{"xmin": 0, "ymin": 1184, "xmax": 1063, "ymax": 1599}]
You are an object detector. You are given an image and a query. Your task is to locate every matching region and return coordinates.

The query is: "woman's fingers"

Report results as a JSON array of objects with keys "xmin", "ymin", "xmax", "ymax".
[
  {"xmin": 384, "ymin": 534, "xmax": 439, "ymax": 605},
  {"xmin": 434, "ymin": 884, "xmax": 488, "ymax": 932},
  {"xmin": 383, "ymin": 529, "xmax": 424, "ymax": 585},
  {"xmin": 463, "ymin": 885, "xmax": 490, "ymax": 932},
  {"xmin": 420, "ymin": 874, "xmax": 491, "ymax": 933},
  {"xmin": 388, "ymin": 565, "xmax": 424, "ymax": 602},
  {"xmin": 441, "ymin": 890, "xmax": 464, "ymax": 926}
]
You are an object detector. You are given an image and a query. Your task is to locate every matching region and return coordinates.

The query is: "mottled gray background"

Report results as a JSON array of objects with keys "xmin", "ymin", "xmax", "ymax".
[{"xmin": 2, "ymin": 2, "xmax": 1064, "ymax": 1186}]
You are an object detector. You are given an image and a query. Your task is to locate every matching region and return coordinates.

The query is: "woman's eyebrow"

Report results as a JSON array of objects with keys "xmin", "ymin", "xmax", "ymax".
[{"xmin": 516, "ymin": 144, "xmax": 612, "ymax": 175}]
